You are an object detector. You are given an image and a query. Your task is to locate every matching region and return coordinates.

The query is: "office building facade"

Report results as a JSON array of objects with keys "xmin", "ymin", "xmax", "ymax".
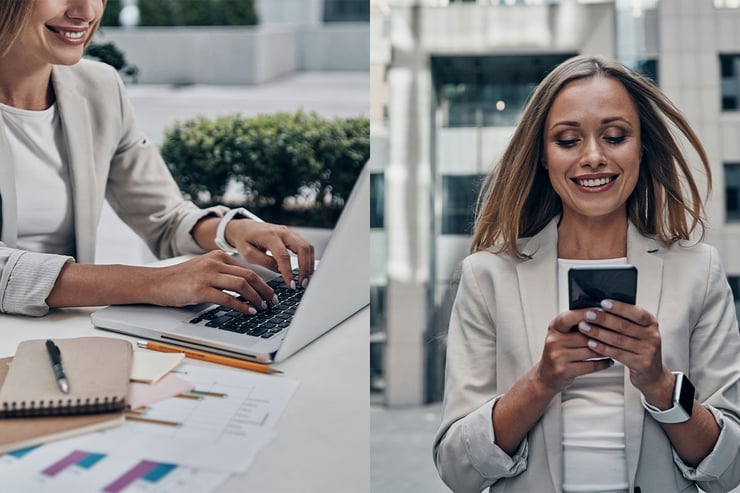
[{"xmin": 371, "ymin": 0, "xmax": 740, "ymax": 406}]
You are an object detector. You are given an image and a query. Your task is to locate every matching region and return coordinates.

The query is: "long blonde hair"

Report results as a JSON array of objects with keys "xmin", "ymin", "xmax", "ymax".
[
  {"xmin": 0, "ymin": 0, "xmax": 106, "ymax": 57},
  {"xmin": 470, "ymin": 55, "xmax": 711, "ymax": 258}
]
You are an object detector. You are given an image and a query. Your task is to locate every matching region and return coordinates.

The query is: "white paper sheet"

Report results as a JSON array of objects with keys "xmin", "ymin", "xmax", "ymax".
[{"xmin": 0, "ymin": 363, "xmax": 300, "ymax": 491}]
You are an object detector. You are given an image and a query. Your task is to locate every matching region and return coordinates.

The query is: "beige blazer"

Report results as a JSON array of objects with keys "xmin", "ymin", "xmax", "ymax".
[
  {"xmin": 434, "ymin": 219, "xmax": 740, "ymax": 493},
  {"xmin": 0, "ymin": 60, "xmax": 225, "ymax": 316}
]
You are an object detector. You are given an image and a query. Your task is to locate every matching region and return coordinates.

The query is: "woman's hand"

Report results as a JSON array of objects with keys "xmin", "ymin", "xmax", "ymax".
[
  {"xmin": 191, "ymin": 215, "xmax": 316, "ymax": 291},
  {"xmin": 224, "ymin": 219, "xmax": 315, "ymax": 290},
  {"xmin": 148, "ymin": 251, "xmax": 278, "ymax": 314},
  {"xmin": 536, "ymin": 310, "xmax": 616, "ymax": 394},
  {"xmin": 575, "ymin": 300, "xmax": 673, "ymax": 399}
]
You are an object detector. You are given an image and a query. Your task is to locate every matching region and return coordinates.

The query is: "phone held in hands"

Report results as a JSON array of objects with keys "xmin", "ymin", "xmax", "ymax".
[{"xmin": 568, "ymin": 265, "xmax": 638, "ymax": 310}]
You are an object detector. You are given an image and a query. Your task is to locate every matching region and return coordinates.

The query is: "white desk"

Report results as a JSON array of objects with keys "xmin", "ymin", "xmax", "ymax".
[{"xmin": 0, "ymin": 305, "xmax": 369, "ymax": 493}]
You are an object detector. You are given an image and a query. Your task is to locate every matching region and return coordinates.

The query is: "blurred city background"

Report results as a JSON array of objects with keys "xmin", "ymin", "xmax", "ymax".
[{"xmin": 370, "ymin": 0, "xmax": 740, "ymax": 491}]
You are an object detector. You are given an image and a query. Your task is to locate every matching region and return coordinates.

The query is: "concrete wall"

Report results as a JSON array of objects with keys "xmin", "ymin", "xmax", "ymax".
[
  {"xmin": 97, "ymin": 23, "xmax": 369, "ymax": 85},
  {"xmin": 300, "ymin": 23, "xmax": 370, "ymax": 71},
  {"xmin": 256, "ymin": 0, "xmax": 323, "ymax": 26}
]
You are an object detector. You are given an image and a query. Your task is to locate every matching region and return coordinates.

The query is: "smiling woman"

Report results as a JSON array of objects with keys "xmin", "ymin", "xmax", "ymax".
[
  {"xmin": 433, "ymin": 56, "xmax": 740, "ymax": 493},
  {"xmin": 0, "ymin": 0, "xmax": 316, "ymax": 317}
]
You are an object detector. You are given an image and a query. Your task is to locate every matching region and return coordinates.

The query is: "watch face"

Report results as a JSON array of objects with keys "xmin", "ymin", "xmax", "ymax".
[{"xmin": 678, "ymin": 375, "xmax": 695, "ymax": 417}]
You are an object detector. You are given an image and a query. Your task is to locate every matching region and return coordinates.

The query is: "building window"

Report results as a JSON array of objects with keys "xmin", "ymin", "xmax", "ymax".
[
  {"xmin": 634, "ymin": 59, "xmax": 658, "ymax": 86},
  {"xmin": 728, "ymin": 276, "xmax": 740, "ymax": 327},
  {"xmin": 720, "ymin": 54, "xmax": 740, "ymax": 111},
  {"xmin": 323, "ymin": 0, "xmax": 369, "ymax": 22},
  {"xmin": 431, "ymin": 54, "xmax": 575, "ymax": 128},
  {"xmin": 441, "ymin": 174, "xmax": 485, "ymax": 235},
  {"xmin": 726, "ymin": 163, "xmax": 740, "ymax": 221},
  {"xmin": 370, "ymin": 285, "xmax": 387, "ymax": 396},
  {"xmin": 370, "ymin": 173, "xmax": 385, "ymax": 229}
]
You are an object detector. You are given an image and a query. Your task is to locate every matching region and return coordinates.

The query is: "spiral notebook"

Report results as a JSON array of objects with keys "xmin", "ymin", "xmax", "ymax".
[
  {"xmin": 0, "ymin": 356, "xmax": 125, "ymax": 454},
  {"xmin": 0, "ymin": 337, "xmax": 133, "ymax": 417}
]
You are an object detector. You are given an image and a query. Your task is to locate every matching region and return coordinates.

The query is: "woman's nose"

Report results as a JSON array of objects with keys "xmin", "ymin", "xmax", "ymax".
[
  {"xmin": 65, "ymin": 0, "xmax": 100, "ymax": 23},
  {"xmin": 581, "ymin": 137, "xmax": 606, "ymax": 168}
]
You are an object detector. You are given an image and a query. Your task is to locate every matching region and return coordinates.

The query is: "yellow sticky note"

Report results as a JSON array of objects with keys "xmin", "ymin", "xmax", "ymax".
[{"xmin": 130, "ymin": 351, "xmax": 185, "ymax": 384}]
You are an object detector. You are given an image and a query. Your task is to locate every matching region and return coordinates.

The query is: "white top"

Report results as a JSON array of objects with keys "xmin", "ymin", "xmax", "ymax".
[
  {"xmin": 0, "ymin": 101, "xmax": 75, "ymax": 256},
  {"xmin": 558, "ymin": 257, "xmax": 629, "ymax": 493}
]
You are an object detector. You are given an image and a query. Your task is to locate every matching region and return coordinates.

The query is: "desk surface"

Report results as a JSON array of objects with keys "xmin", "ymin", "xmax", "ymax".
[{"xmin": 0, "ymin": 305, "xmax": 369, "ymax": 493}]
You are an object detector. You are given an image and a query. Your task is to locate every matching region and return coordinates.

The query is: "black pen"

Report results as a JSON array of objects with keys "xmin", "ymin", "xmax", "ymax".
[{"xmin": 45, "ymin": 339, "xmax": 69, "ymax": 394}]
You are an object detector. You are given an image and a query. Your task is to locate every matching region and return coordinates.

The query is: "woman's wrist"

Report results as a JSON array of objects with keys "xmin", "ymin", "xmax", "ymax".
[{"xmin": 638, "ymin": 368, "xmax": 675, "ymax": 410}]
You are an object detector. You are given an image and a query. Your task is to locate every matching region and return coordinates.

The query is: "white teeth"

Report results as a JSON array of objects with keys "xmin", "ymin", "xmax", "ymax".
[
  {"xmin": 62, "ymin": 31, "xmax": 85, "ymax": 39},
  {"xmin": 577, "ymin": 176, "xmax": 613, "ymax": 187}
]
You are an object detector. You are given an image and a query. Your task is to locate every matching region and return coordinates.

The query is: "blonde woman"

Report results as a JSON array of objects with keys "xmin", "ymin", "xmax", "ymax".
[
  {"xmin": 0, "ymin": 0, "xmax": 314, "ymax": 316},
  {"xmin": 434, "ymin": 56, "xmax": 740, "ymax": 492}
]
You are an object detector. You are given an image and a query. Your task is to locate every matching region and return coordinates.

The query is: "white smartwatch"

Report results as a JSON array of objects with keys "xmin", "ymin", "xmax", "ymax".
[
  {"xmin": 640, "ymin": 371, "xmax": 695, "ymax": 424},
  {"xmin": 214, "ymin": 208, "xmax": 249, "ymax": 254}
]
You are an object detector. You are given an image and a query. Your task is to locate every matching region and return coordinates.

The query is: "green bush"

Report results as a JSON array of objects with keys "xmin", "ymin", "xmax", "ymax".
[
  {"xmin": 85, "ymin": 41, "xmax": 140, "ymax": 83},
  {"xmin": 161, "ymin": 112, "xmax": 369, "ymax": 228},
  {"xmin": 100, "ymin": 0, "xmax": 122, "ymax": 26},
  {"xmin": 136, "ymin": 0, "xmax": 258, "ymax": 26}
]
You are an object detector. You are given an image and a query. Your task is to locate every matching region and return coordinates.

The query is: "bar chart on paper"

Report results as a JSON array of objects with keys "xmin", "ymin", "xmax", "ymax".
[
  {"xmin": 1, "ymin": 443, "xmax": 229, "ymax": 493},
  {"xmin": 3, "ymin": 448, "xmax": 109, "ymax": 491},
  {"xmin": 102, "ymin": 459, "xmax": 226, "ymax": 493},
  {"xmin": 42, "ymin": 449, "xmax": 106, "ymax": 477}
]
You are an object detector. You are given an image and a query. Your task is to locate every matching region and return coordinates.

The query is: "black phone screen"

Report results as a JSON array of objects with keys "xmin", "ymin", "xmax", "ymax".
[{"xmin": 568, "ymin": 265, "xmax": 638, "ymax": 310}]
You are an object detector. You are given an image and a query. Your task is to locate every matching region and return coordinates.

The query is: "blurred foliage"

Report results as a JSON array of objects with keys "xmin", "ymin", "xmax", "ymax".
[
  {"xmin": 100, "ymin": 0, "xmax": 123, "ymax": 26},
  {"xmin": 85, "ymin": 41, "xmax": 140, "ymax": 83},
  {"xmin": 161, "ymin": 112, "xmax": 369, "ymax": 228},
  {"xmin": 130, "ymin": 0, "xmax": 258, "ymax": 26}
]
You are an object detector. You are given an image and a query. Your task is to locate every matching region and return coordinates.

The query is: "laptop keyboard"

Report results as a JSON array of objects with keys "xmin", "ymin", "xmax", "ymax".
[{"xmin": 188, "ymin": 269, "xmax": 304, "ymax": 339}]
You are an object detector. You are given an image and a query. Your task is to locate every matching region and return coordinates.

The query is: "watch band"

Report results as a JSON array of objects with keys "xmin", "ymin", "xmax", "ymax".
[
  {"xmin": 214, "ymin": 208, "xmax": 249, "ymax": 254},
  {"xmin": 640, "ymin": 372, "xmax": 694, "ymax": 424}
]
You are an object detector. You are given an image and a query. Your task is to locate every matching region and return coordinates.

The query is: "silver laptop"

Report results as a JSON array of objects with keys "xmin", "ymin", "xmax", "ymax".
[{"xmin": 91, "ymin": 164, "xmax": 369, "ymax": 363}]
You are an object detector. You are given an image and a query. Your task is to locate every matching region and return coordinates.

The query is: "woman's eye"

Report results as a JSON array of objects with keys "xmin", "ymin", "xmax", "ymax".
[
  {"xmin": 604, "ymin": 135, "xmax": 626, "ymax": 144},
  {"xmin": 556, "ymin": 139, "xmax": 578, "ymax": 148}
]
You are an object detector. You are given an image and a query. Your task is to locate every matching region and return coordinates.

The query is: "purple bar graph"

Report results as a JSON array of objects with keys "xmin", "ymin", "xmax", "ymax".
[
  {"xmin": 103, "ymin": 460, "xmax": 159, "ymax": 493},
  {"xmin": 42, "ymin": 450, "xmax": 90, "ymax": 477}
]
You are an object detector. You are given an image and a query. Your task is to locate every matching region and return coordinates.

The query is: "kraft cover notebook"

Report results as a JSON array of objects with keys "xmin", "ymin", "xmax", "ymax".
[
  {"xmin": 0, "ymin": 337, "xmax": 133, "ymax": 417},
  {"xmin": 0, "ymin": 357, "xmax": 124, "ymax": 454}
]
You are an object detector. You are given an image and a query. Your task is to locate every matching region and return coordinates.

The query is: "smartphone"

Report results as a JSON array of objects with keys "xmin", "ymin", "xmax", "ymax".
[{"xmin": 568, "ymin": 265, "xmax": 638, "ymax": 310}]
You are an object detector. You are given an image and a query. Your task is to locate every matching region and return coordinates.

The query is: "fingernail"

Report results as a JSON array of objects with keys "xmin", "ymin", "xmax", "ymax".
[
  {"xmin": 579, "ymin": 321, "xmax": 591, "ymax": 332},
  {"xmin": 585, "ymin": 311, "xmax": 596, "ymax": 320},
  {"xmin": 290, "ymin": 280, "xmax": 296, "ymax": 290},
  {"xmin": 260, "ymin": 300, "xmax": 268, "ymax": 310},
  {"xmin": 272, "ymin": 295, "xmax": 279, "ymax": 305},
  {"xmin": 302, "ymin": 278, "xmax": 309, "ymax": 289},
  {"xmin": 587, "ymin": 340, "xmax": 597, "ymax": 349},
  {"xmin": 248, "ymin": 307, "xmax": 257, "ymax": 315},
  {"xmin": 601, "ymin": 299, "xmax": 613, "ymax": 309}
]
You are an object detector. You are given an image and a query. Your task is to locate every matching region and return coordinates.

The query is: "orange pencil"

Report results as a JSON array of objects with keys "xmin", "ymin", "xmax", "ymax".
[{"xmin": 136, "ymin": 340, "xmax": 282, "ymax": 375}]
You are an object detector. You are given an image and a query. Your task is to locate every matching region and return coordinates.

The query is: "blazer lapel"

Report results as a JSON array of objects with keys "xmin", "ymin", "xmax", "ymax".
[
  {"xmin": 624, "ymin": 223, "xmax": 664, "ymax": 488},
  {"xmin": 0, "ymin": 111, "xmax": 18, "ymax": 246},
  {"xmin": 516, "ymin": 219, "xmax": 562, "ymax": 491},
  {"xmin": 52, "ymin": 66, "xmax": 97, "ymax": 263}
]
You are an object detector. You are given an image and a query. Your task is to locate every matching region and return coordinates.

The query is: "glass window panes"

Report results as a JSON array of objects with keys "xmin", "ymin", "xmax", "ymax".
[
  {"xmin": 441, "ymin": 174, "xmax": 485, "ymax": 235},
  {"xmin": 725, "ymin": 163, "xmax": 740, "ymax": 221},
  {"xmin": 370, "ymin": 173, "xmax": 385, "ymax": 229},
  {"xmin": 370, "ymin": 285, "xmax": 386, "ymax": 395},
  {"xmin": 324, "ymin": 0, "xmax": 369, "ymax": 22},
  {"xmin": 720, "ymin": 54, "xmax": 740, "ymax": 111},
  {"xmin": 431, "ymin": 54, "xmax": 575, "ymax": 128}
]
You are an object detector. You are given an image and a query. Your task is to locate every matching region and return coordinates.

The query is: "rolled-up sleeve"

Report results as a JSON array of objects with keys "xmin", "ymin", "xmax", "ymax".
[
  {"xmin": 675, "ymin": 245, "xmax": 740, "ymax": 492},
  {"xmin": 433, "ymin": 255, "xmax": 528, "ymax": 492},
  {"xmin": 0, "ymin": 247, "xmax": 73, "ymax": 316}
]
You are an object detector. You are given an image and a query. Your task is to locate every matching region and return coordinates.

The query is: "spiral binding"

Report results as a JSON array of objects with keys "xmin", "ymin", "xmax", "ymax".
[{"xmin": 0, "ymin": 395, "xmax": 125, "ymax": 418}]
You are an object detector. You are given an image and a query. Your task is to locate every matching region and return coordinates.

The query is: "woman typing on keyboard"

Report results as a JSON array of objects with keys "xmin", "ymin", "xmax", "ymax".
[{"xmin": 0, "ymin": 0, "xmax": 315, "ymax": 317}]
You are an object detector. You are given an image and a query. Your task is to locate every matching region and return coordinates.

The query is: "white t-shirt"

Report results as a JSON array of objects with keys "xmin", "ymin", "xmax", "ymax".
[
  {"xmin": 0, "ymin": 101, "xmax": 75, "ymax": 256},
  {"xmin": 558, "ymin": 257, "xmax": 629, "ymax": 493}
]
